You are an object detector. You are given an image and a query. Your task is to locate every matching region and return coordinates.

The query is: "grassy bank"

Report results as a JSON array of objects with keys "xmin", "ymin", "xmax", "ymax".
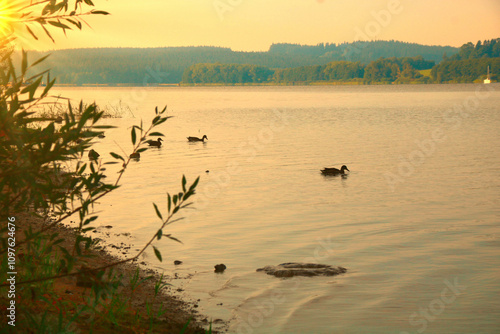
[{"xmin": 1, "ymin": 211, "xmax": 215, "ymax": 333}]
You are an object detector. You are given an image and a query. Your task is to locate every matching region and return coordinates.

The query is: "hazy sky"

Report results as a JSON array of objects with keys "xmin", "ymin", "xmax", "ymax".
[{"xmin": 18, "ymin": 0, "xmax": 500, "ymax": 51}]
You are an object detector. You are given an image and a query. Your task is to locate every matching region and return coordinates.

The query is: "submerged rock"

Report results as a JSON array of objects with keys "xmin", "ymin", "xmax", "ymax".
[
  {"xmin": 214, "ymin": 264, "xmax": 227, "ymax": 273},
  {"xmin": 257, "ymin": 263, "xmax": 347, "ymax": 278}
]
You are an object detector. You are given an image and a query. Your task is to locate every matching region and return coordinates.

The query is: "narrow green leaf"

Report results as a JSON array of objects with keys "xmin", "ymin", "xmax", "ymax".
[
  {"xmin": 190, "ymin": 177, "xmax": 200, "ymax": 191},
  {"xmin": 30, "ymin": 54, "xmax": 50, "ymax": 68},
  {"xmin": 181, "ymin": 203, "xmax": 193, "ymax": 209},
  {"xmin": 78, "ymin": 164, "xmax": 87, "ymax": 175},
  {"xmin": 153, "ymin": 246, "xmax": 162, "ymax": 262},
  {"xmin": 93, "ymin": 125, "xmax": 115, "ymax": 129},
  {"xmin": 48, "ymin": 20, "xmax": 71, "ymax": 30},
  {"xmin": 156, "ymin": 229, "xmax": 163, "ymax": 240},
  {"xmin": 40, "ymin": 23, "xmax": 55, "ymax": 43},
  {"xmin": 182, "ymin": 175, "xmax": 187, "ymax": 192},
  {"xmin": 66, "ymin": 18, "xmax": 82, "ymax": 30},
  {"xmin": 20, "ymin": 76, "xmax": 43, "ymax": 100},
  {"xmin": 166, "ymin": 234, "xmax": 183, "ymax": 244},
  {"xmin": 25, "ymin": 25, "xmax": 39, "ymax": 40},
  {"xmin": 155, "ymin": 118, "xmax": 168, "ymax": 126},
  {"xmin": 167, "ymin": 193, "xmax": 171, "ymax": 213},
  {"xmin": 153, "ymin": 203, "xmax": 163, "ymax": 220},
  {"xmin": 110, "ymin": 152, "xmax": 125, "ymax": 161},
  {"xmin": 149, "ymin": 132, "xmax": 164, "ymax": 137},
  {"xmin": 131, "ymin": 127, "xmax": 136, "ymax": 145},
  {"xmin": 91, "ymin": 10, "xmax": 110, "ymax": 15},
  {"xmin": 41, "ymin": 78, "xmax": 56, "ymax": 98},
  {"xmin": 21, "ymin": 50, "xmax": 27, "ymax": 73}
]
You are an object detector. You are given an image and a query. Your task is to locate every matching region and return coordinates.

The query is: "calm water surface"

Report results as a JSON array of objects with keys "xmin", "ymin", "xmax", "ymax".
[{"xmin": 53, "ymin": 84, "xmax": 500, "ymax": 333}]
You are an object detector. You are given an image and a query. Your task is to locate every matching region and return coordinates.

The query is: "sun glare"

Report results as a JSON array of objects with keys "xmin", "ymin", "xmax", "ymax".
[
  {"xmin": 0, "ymin": 1, "xmax": 16, "ymax": 37},
  {"xmin": 0, "ymin": 0, "xmax": 36, "ymax": 49}
]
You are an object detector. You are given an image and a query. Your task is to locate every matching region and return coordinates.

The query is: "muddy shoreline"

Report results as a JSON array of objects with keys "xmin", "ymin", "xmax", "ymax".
[{"xmin": 6, "ymin": 212, "xmax": 227, "ymax": 333}]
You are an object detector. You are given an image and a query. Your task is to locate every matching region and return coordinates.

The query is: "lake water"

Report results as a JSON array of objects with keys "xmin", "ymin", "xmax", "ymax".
[{"xmin": 52, "ymin": 84, "xmax": 500, "ymax": 334}]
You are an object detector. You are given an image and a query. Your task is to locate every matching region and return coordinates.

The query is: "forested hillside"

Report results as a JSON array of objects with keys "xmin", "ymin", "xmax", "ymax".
[
  {"xmin": 431, "ymin": 38, "xmax": 500, "ymax": 83},
  {"xmin": 431, "ymin": 58, "xmax": 500, "ymax": 83},
  {"xmin": 21, "ymin": 40, "xmax": 458, "ymax": 85},
  {"xmin": 269, "ymin": 40, "xmax": 457, "ymax": 64},
  {"xmin": 447, "ymin": 38, "xmax": 500, "ymax": 60}
]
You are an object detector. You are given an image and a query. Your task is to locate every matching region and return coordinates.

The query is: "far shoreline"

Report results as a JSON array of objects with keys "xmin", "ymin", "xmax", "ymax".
[{"xmin": 50, "ymin": 81, "xmax": 497, "ymax": 88}]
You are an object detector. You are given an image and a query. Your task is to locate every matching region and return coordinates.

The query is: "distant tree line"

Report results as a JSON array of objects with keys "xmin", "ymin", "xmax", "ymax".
[
  {"xmin": 269, "ymin": 40, "xmax": 457, "ymax": 64},
  {"xmin": 431, "ymin": 38, "xmax": 500, "ymax": 83},
  {"xmin": 17, "ymin": 39, "xmax": 499, "ymax": 85},
  {"xmin": 446, "ymin": 38, "xmax": 500, "ymax": 61},
  {"xmin": 17, "ymin": 40, "xmax": 458, "ymax": 85},
  {"xmin": 182, "ymin": 56, "xmax": 434, "ymax": 84},
  {"xmin": 182, "ymin": 63, "xmax": 274, "ymax": 84},
  {"xmin": 431, "ymin": 57, "xmax": 500, "ymax": 83},
  {"xmin": 183, "ymin": 39, "xmax": 500, "ymax": 85}
]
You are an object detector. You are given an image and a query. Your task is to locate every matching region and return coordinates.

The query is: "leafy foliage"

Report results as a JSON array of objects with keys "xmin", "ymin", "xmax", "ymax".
[
  {"xmin": 1, "ymin": 1, "xmax": 203, "ymax": 332},
  {"xmin": 9, "ymin": 0, "xmax": 109, "ymax": 43}
]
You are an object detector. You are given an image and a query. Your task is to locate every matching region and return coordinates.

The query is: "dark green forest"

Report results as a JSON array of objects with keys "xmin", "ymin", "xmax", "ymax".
[
  {"xmin": 432, "ymin": 58, "xmax": 499, "ymax": 83},
  {"xmin": 21, "ymin": 40, "xmax": 458, "ymax": 85},
  {"xmin": 269, "ymin": 40, "xmax": 457, "ymax": 64},
  {"xmin": 183, "ymin": 39, "xmax": 500, "ymax": 85},
  {"xmin": 269, "ymin": 56, "xmax": 434, "ymax": 84},
  {"xmin": 19, "ymin": 39, "xmax": 499, "ymax": 85},
  {"xmin": 182, "ymin": 63, "xmax": 274, "ymax": 84},
  {"xmin": 446, "ymin": 39, "xmax": 500, "ymax": 61},
  {"xmin": 432, "ymin": 39, "xmax": 500, "ymax": 83}
]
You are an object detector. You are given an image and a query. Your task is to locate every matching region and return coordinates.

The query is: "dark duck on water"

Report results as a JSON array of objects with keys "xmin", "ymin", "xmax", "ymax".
[
  {"xmin": 321, "ymin": 165, "xmax": 349, "ymax": 176},
  {"xmin": 147, "ymin": 138, "xmax": 163, "ymax": 147},
  {"xmin": 187, "ymin": 135, "xmax": 207, "ymax": 142}
]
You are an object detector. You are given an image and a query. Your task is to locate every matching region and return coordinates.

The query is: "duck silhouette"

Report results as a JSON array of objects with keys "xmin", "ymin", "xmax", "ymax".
[
  {"xmin": 321, "ymin": 165, "xmax": 349, "ymax": 176},
  {"xmin": 187, "ymin": 135, "xmax": 207, "ymax": 142},
  {"xmin": 147, "ymin": 138, "xmax": 163, "ymax": 147}
]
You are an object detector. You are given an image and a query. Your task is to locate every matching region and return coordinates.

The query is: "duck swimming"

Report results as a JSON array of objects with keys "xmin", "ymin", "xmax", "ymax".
[
  {"xmin": 187, "ymin": 135, "xmax": 207, "ymax": 142},
  {"xmin": 321, "ymin": 165, "xmax": 349, "ymax": 176},
  {"xmin": 147, "ymin": 138, "xmax": 163, "ymax": 147}
]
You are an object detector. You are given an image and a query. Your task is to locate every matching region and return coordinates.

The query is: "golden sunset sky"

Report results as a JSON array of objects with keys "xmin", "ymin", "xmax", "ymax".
[{"xmin": 14, "ymin": 0, "xmax": 500, "ymax": 50}]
